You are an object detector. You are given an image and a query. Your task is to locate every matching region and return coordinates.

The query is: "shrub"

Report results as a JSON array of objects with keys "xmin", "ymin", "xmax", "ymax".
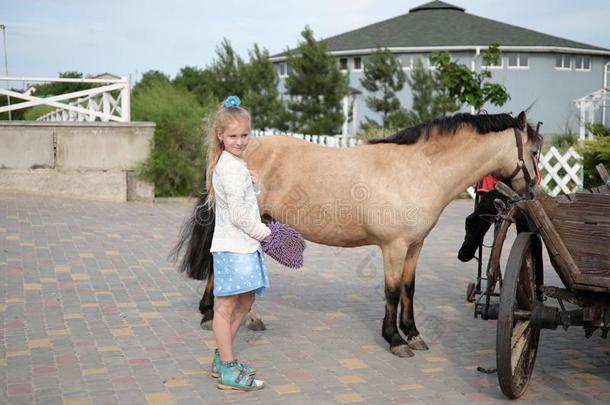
[
  {"xmin": 578, "ymin": 124, "xmax": 610, "ymax": 188},
  {"xmin": 23, "ymin": 105, "xmax": 55, "ymax": 121},
  {"xmin": 356, "ymin": 125, "xmax": 398, "ymax": 142},
  {"xmin": 132, "ymin": 81, "xmax": 215, "ymax": 196}
]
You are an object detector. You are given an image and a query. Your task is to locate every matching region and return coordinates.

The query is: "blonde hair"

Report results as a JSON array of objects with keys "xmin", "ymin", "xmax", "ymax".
[{"xmin": 205, "ymin": 102, "xmax": 251, "ymax": 208}]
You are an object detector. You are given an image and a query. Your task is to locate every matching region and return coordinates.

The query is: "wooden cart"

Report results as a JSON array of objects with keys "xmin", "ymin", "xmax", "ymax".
[{"xmin": 471, "ymin": 172, "xmax": 610, "ymax": 398}]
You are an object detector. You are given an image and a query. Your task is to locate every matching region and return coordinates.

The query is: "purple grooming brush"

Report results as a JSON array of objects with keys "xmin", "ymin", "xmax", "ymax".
[{"xmin": 261, "ymin": 223, "xmax": 305, "ymax": 269}]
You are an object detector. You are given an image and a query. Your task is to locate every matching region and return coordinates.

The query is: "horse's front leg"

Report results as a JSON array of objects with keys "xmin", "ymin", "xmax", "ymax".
[
  {"xmin": 381, "ymin": 241, "xmax": 413, "ymax": 357},
  {"xmin": 399, "ymin": 241, "xmax": 429, "ymax": 350}
]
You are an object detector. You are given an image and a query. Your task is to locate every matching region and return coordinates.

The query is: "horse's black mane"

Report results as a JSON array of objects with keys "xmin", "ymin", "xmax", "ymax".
[{"xmin": 367, "ymin": 112, "xmax": 540, "ymax": 145}]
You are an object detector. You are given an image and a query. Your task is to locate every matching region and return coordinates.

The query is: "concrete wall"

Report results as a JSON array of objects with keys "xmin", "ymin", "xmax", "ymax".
[
  {"xmin": 55, "ymin": 125, "xmax": 154, "ymax": 171},
  {"xmin": 0, "ymin": 121, "xmax": 155, "ymax": 202},
  {"xmin": 0, "ymin": 125, "xmax": 55, "ymax": 169}
]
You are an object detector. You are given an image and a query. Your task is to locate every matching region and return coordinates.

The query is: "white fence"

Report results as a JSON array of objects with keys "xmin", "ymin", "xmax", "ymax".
[
  {"xmin": 252, "ymin": 129, "xmax": 361, "ymax": 147},
  {"xmin": 253, "ymin": 130, "xmax": 583, "ymax": 197},
  {"xmin": 538, "ymin": 146, "xmax": 583, "ymax": 195},
  {"xmin": 0, "ymin": 76, "xmax": 130, "ymax": 122}
]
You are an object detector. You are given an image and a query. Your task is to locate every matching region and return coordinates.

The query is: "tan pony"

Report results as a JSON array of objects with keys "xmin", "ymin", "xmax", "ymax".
[{"xmin": 186, "ymin": 111, "xmax": 542, "ymax": 358}]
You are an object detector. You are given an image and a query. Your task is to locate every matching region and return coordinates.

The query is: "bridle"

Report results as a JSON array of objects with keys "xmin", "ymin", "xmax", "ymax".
[{"xmin": 506, "ymin": 122, "xmax": 542, "ymax": 189}]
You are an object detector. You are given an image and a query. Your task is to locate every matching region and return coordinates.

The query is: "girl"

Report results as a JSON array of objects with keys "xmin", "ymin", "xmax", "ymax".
[{"xmin": 206, "ymin": 96, "xmax": 270, "ymax": 391}]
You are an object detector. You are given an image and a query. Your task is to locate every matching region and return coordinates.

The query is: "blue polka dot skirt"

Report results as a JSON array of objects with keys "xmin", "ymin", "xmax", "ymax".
[{"xmin": 212, "ymin": 245, "xmax": 269, "ymax": 297}]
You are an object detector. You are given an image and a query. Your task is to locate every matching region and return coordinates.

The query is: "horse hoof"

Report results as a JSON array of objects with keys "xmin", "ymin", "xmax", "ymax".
[
  {"xmin": 407, "ymin": 335, "xmax": 429, "ymax": 351},
  {"xmin": 200, "ymin": 318, "xmax": 213, "ymax": 331},
  {"xmin": 245, "ymin": 317, "xmax": 266, "ymax": 331},
  {"xmin": 390, "ymin": 344, "xmax": 414, "ymax": 358}
]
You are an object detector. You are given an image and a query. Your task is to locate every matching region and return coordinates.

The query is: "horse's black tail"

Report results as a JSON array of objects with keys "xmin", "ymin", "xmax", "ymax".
[{"xmin": 168, "ymin": 192, "xmax": 215, "ymax": 280}]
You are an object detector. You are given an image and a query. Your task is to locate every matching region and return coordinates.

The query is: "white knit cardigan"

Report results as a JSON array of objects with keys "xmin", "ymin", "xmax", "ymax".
[{"xmin": 209, "ymin": 151, "xmax": 271, "ymax": 253}]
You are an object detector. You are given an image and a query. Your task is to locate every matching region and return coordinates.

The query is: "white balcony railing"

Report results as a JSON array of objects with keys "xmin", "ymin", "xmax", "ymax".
[{"xmin": 0, "ymin": 75, "xmax": 130, "ymax": 122}]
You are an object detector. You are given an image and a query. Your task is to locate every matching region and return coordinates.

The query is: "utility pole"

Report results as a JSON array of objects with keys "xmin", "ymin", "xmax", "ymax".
[{"xmin": 0, "ymin": 24, "xmax": 11, "ymax": 120}]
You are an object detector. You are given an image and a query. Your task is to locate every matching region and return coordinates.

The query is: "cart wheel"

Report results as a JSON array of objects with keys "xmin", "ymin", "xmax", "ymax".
[
  {"xmin": 496, "ymin": 232, "xmax": 541, "ymax": 399},
  {"xmin": 466, "ymin": 282, "xmax": 476, "ymax": 303}
]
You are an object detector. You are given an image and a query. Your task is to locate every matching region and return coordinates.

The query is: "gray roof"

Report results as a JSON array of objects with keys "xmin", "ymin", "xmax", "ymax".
[{"xmin": 274, "ymin": 1, "xmax": 609, "ymax": 57}]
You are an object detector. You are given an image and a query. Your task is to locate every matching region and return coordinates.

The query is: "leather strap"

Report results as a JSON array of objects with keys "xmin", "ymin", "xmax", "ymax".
[{"xmin": 507, "ymin": 127, "xmax": 532, "ymax": 186}]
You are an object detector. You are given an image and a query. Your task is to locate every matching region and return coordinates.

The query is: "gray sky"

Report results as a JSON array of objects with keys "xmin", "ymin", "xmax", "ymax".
[{"xmin": 2, "ymin": 0, "xmax": 610, "ymax": 82}]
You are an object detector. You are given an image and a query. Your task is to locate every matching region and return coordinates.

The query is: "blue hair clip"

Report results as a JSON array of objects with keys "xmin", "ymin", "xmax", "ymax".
[{"xmin": 224, "ymin": 95, "xmax": 240, "ymax": 109}]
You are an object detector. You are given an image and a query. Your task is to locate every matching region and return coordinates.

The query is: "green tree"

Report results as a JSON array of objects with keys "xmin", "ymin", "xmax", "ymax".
[
  {"xmin": 172, "ymin": 66, "xmax": 216, "ymax": 106},
  {"xmin": 173, "ymin": 66, "xmax": 207, "ymax": 92},
  {"xmin": 209, "ymin": 38, "xmax": 246, "ymax": 100},
  {"xmin": 32, "ymin": 71, "xmax": 94, "ymax": 97},
  {"xmin": 405, "ymin": 58, "xmax": 460, "ymax": 124},
  {"xmin": 0, "ymin": 90, "xmax": 26, "ymax": 120},
  {"xmin": 360, "ymin": 47, "xmax": 408, "ymax": 128},
  {"xmin": 242, "ymin": 44, "xmax": 285, "ymax": 130},
  {"xmin": 429, "ymin": 43, "xmax": 509, "ymax": 111},
  {"xmin": 285, "ymin": 26, "xmax": 348, "ymax": 134},
  {"xmin": 133, "ymin": 70, "xmax": 171, "ymax": 95},
  {"xmin": 132, "ymin": 80, "xmax": 212, "ymax": 196}
]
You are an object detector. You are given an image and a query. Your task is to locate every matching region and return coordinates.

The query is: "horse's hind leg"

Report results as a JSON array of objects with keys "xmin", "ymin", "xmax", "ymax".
[
  {"xmin": 381, "ymin": 242, "xmax": 413, "ymax": 357},
  {"xmin": 399, "ymin": 241, "xmax": 429, "ymax": 350},
  {"xmin": 199, "ymin": 273, "xmax": 215, "ymax": 330}
]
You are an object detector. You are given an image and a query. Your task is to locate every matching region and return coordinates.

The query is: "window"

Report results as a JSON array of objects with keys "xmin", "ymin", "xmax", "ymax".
[
  {"xmin": 555, "ymin": 55, "xmax": 571, "ymax": 70},
  {"xmin": 278, "ymin": 63, "xmax": 286, "ymax": 76},
  {"xmin": 353, "ymin": 57, "xmax": 362, "ymax": 70},
  {"xmin": 575, "ymin": 55, "xmax": 591, "ymax": 71},
  {"xmin": 507, "ymin": 53, "xmax": 528, "ymax": 68},
  {"xmin": 339, "ymin": 58, "xmax": 348, "ymax": 71}
]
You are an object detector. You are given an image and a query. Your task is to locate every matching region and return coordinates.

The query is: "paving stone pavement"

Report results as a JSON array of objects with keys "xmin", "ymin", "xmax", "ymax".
[{"xmin": 1, "ymin": 192, "xmax": 609, "ymax": 405}]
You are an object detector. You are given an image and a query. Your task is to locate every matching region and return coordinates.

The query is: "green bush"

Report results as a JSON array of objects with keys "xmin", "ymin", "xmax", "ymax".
[
  {"xmin": 356, "ymin": 124, "xmax": 398, "ymax": 142},
  {"xmin": 586, "ymin": 123, "xmax": 610, "ymax": 138},
  {"xmin": 132, "ymin": 81, "xmax": 215, "ymax": 196},
  {"xmin": 578, "ymin": 124, "xmax": 610, "ymax": 188},
  {"xmin": 23, "ymin": 105, "xmax": 55, "ymax": 121},
  {"xmin": 0, "ymin": 93, "xmax": 26, "ymax": 120}
]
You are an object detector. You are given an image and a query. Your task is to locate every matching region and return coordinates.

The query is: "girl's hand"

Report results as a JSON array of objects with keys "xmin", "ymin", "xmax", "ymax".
[{"xmin": 249, "ymin": 170, "xmax": 258, "ymax": 185}]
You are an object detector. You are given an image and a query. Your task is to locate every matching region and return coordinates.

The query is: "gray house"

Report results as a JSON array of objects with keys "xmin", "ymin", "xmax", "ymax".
[{"xmin": 271, "ymin": 1, "xmax": 610, "ymax": 136}]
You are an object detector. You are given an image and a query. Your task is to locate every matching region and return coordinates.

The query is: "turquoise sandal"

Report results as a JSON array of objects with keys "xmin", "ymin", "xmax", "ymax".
[
  {"xmin": 216, "ymin": 360, "xmax": 264, "ymax": 391},
  {"xmin": 211, "ymin": 349, "xmax": 256, "ymax": 378}
]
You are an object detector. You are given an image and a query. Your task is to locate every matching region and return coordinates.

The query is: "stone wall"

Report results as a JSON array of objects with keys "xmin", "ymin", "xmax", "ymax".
[{"xmin": 0, "ymin": 121, "xmax": 155, "ymax": 202}]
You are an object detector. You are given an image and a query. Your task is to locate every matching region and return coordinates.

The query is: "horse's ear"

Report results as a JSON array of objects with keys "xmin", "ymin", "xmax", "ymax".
[{"xmin": 516, "ymin": 111, "xmax": 527, "ymax": 130}]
